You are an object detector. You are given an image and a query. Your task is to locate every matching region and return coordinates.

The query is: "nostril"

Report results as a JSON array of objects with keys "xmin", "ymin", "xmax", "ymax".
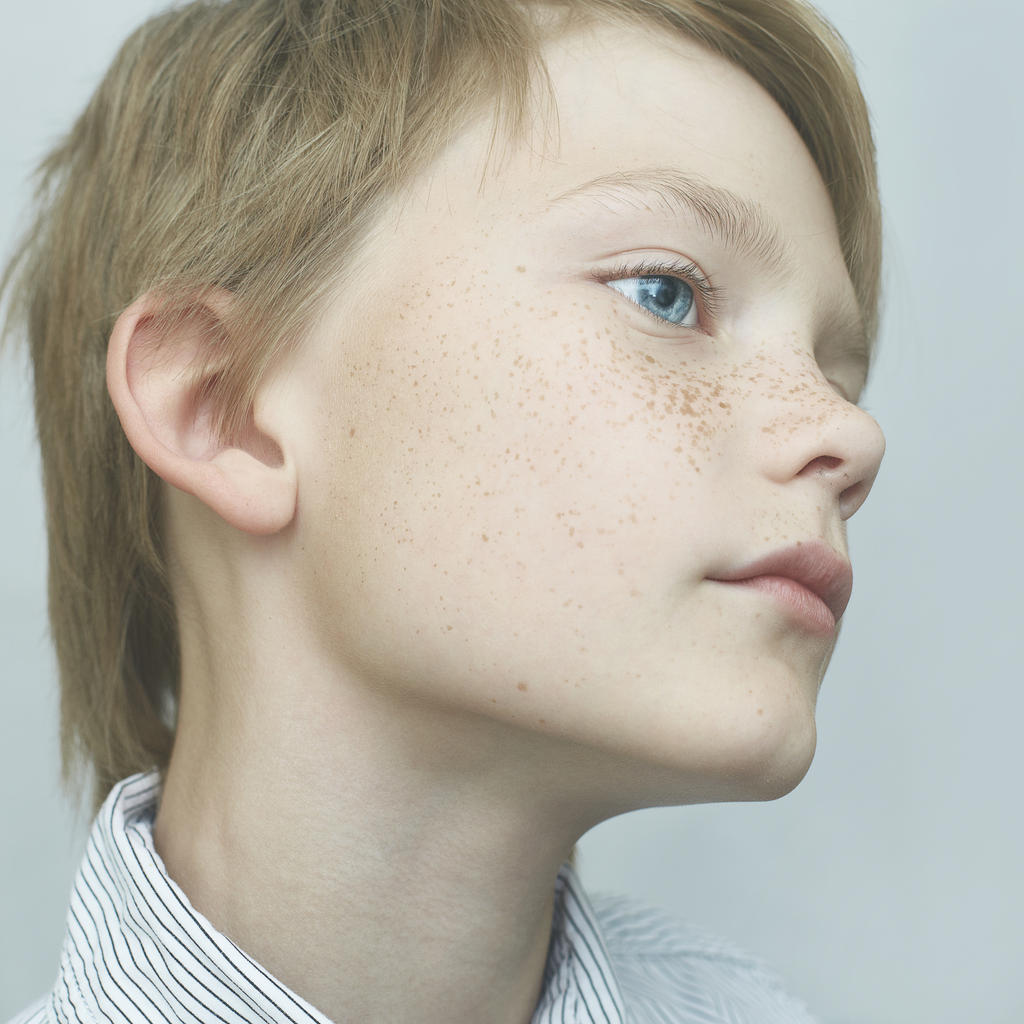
[{"xmin": 802, "ymin": 455, "xmax": 843, "ymax": 476}]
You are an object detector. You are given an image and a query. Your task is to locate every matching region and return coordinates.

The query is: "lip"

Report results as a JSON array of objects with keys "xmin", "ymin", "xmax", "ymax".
[{"xmin": 706, "ymin": 542, "xmax": 853, "ymax": 634}]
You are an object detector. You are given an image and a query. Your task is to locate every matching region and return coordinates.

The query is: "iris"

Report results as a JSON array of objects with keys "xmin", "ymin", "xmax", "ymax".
[{"xmin": 609, "ymin": 275, "xmax": 695, "ymax": 325}]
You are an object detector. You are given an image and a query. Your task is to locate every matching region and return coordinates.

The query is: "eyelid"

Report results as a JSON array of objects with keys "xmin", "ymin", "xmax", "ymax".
[{"xmin": 592, "ymin": 255, "xmax": 723, "ymax": 329}]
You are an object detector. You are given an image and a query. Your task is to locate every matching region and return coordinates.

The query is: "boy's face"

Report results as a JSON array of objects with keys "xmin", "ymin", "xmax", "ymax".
[{"xmin": 277, "ymin": 20, "xmax": 884, "ymax": 804}]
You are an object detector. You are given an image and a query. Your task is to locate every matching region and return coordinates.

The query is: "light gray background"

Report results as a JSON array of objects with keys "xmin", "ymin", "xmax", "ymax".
[{"xmin": 2, "ymin": 1, "xmax": 1021, "ymax": 1021}]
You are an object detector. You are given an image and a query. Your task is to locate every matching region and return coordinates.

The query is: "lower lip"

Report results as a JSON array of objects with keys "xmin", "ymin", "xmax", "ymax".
[{"xmin": 716, "ymin": 576, "xmax": 837, "ymax": 636}]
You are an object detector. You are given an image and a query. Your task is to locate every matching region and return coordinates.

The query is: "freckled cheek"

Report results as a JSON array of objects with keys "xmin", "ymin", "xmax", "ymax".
[
  {"xmin": 395, "ymin": 294, "xmax": 746, "ymax": 500},
  {"xmin": 571, "ymin": 307, "xmax": 743, "ymax": 473},
  {"xmin": 313, "ymin": 282, "xmax": 745, "ymax": 569},
  {"xmin": 334, "ymin": 296, "xmax": 601, "ymax": 559},
  {"xmin": 302, "ymin": 288, "xmax": 553, "ymax": 524}
]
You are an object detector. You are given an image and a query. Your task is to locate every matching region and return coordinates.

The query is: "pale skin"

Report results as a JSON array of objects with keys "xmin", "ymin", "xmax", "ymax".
[{"xmin": 106, "ymin": 19, "xmax": 885, "ymax": 1024}]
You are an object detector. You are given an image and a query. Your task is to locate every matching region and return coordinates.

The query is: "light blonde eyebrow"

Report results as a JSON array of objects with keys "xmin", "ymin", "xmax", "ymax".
[
  {"xmin": 548, "ymin": 166, "xmax": 800, "ymax": 275},
  {"xmin": 547, "ymin": 166, "xmax": 868, "ymax": 358}
]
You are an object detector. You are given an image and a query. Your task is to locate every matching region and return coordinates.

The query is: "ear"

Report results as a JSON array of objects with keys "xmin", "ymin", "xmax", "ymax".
[{"xmin": 106, "ymin": 290, "xmax": 297, "ymax": 535}]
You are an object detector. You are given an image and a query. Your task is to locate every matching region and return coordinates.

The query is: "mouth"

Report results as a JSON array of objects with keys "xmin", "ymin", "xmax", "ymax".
[{"xmin": 706, "ymin": 541, "xmax": 853, "ymax": 635}]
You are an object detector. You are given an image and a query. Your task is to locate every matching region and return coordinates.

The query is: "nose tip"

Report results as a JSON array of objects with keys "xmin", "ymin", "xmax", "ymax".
[
  {"xmin": 798, "ymin": 411, "xmax": 885, "ymax": 520},
  {"xmin": 787, "ymin": 400, "xmax": 885, "ymax": 520},
  {"xmin": 845, "ymin": 411, "xmax": 885, "ymax": 519}
]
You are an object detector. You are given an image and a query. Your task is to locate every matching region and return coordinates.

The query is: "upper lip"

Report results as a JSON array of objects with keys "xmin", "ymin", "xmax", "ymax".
[{"xmin": 707, "ymin": 541, "xmax": 853, "ymax": 623}]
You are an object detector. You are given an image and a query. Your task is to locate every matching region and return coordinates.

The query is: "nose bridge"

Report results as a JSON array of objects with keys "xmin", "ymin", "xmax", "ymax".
[{"xmin": 745, "ymin": 348, "xmax": 886, "ymax": 520}]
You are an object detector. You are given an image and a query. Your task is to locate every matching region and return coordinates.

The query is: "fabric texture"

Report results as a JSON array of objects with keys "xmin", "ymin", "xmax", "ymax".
[{"xmin": 9, "ymin": 771, "xmax": 821, "ymax": 1024}]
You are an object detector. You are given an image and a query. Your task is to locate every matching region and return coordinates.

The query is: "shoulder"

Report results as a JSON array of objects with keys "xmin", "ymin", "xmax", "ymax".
[
  {"xmin": 589, "ymin": 891, "xmax": 822, "ymax": 1024},
  {"xmin": 4, "ymin": 997, "xmax": 51, "ymax": 1024}
]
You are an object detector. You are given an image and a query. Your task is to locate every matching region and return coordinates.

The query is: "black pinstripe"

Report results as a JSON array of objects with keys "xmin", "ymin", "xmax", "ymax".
[{"xmin": 8, "ymin": 772, "xmax": 822, "ymax": 1023}]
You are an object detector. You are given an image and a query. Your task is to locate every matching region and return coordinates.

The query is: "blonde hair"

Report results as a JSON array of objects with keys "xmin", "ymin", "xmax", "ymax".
[{"xmin": 1, "ymin": 0, "xmax": 881, "ymax": 815}]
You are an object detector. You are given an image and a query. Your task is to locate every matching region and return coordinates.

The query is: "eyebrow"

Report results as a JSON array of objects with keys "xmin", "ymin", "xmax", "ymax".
[
  {"xmin": 547, "ymin": 166, "xmax": 868, "ymax": 359},
  {"xmin": 548, "ymin": 167, "xmax": 796, "ymax": 276}
]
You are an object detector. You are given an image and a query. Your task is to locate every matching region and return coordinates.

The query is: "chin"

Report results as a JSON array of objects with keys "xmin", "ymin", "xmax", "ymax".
[
  {"xmin": 724, "ymin": 704, "xmax": 819, "ymax": 802},
  {"xmin": 671, "ymin": 695, "xmax": 820, "ymax": 806},
  {"xmin": 607, "ymin": 699, "xmax": 819, "ymax": 812}
]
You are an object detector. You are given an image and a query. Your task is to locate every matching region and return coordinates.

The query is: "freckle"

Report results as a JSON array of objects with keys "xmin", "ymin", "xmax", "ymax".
[
  {"xmin": 517, "ymin": 682, "xmax": 528, "ymax": 692},
  {"xmin": 757, "ymin": 708, "xmax": 764, "ymax": 716},
  {"xmin": 516, "ymin": 265, "xmax": 526, "ymax": 273},
  {"xmin": 538, "ymin": 718, "xmax": 546, "ymax": 725},
  {"xmin": 482, "ymin": 533, "xmax": 489, "ymax": 541},
  {"xmin": 349, "ymin": 427, "xmax": 356, "ymax": 437}
]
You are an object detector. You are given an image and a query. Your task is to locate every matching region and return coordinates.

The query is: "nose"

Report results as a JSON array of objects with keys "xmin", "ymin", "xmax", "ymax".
[{"xmin": 756, "ymin": 372, "xmax": 886, "ymax": 522}]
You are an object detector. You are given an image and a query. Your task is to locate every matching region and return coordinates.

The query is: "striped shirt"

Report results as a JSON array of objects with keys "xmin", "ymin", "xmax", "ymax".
[{"xmin": 8, "ymin": 772, "xmax": 821, "ymax": 1024}]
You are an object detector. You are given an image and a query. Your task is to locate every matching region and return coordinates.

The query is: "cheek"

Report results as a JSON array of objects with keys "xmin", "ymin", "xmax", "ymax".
[
  {"xmin": 302, "ymin": 279, "xmax": 739, "ymax": 657},
  {"xmin": 374, "ymin": 286, "xmax": 734, "ymax": 563},
  {"xmin": 289, "ymin": 280, "xmax": 826, "ymax": 778}
]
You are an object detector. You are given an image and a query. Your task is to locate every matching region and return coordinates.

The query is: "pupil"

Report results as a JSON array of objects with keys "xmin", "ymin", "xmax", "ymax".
[{"xmin": 651, "ymin": 279, "xmax": 678, "ymax": 309}]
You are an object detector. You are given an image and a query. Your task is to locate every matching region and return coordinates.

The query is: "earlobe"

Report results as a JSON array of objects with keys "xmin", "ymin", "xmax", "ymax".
[{"xmin": 106, "ymin": 291, "xmax": 297, "ymax": 536}]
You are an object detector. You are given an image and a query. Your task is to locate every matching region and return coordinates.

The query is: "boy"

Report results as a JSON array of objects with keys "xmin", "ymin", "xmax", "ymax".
[{"xmin": 2, "ymin": 0, "xmax": 885, "ymax": 1021}]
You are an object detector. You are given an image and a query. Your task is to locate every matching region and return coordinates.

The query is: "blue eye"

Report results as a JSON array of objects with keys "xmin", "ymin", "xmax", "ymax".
[{"xmin": 607, "ymin": 274, "xmax": 698, "ymax": 327}]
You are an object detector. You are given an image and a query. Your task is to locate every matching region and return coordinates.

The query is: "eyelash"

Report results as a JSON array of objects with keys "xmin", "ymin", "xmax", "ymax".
[{"xmin": 594, "ymin": 256, "xmax": 724, "ymax": 327}]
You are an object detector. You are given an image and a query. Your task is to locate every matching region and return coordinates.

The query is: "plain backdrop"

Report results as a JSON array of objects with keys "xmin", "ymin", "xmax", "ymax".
[{"xmin": 1, "ymin": 1, "xmax": 1021, "ymax": 1022}]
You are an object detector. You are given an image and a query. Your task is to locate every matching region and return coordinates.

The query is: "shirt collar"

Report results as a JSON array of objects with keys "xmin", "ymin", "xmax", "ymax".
[
  {"xmin": 533, "ymin": 860, "xmax": 628, "ymax": 1024},
  {"xmin": 52, "ymin": 771, "xmax": 627, "ymax": 1024}
]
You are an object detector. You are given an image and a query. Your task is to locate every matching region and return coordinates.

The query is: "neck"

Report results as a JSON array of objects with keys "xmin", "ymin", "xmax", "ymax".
[{"xmin": 154, "ymin": 664, "xmax": 596, "ymax": 1024}]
